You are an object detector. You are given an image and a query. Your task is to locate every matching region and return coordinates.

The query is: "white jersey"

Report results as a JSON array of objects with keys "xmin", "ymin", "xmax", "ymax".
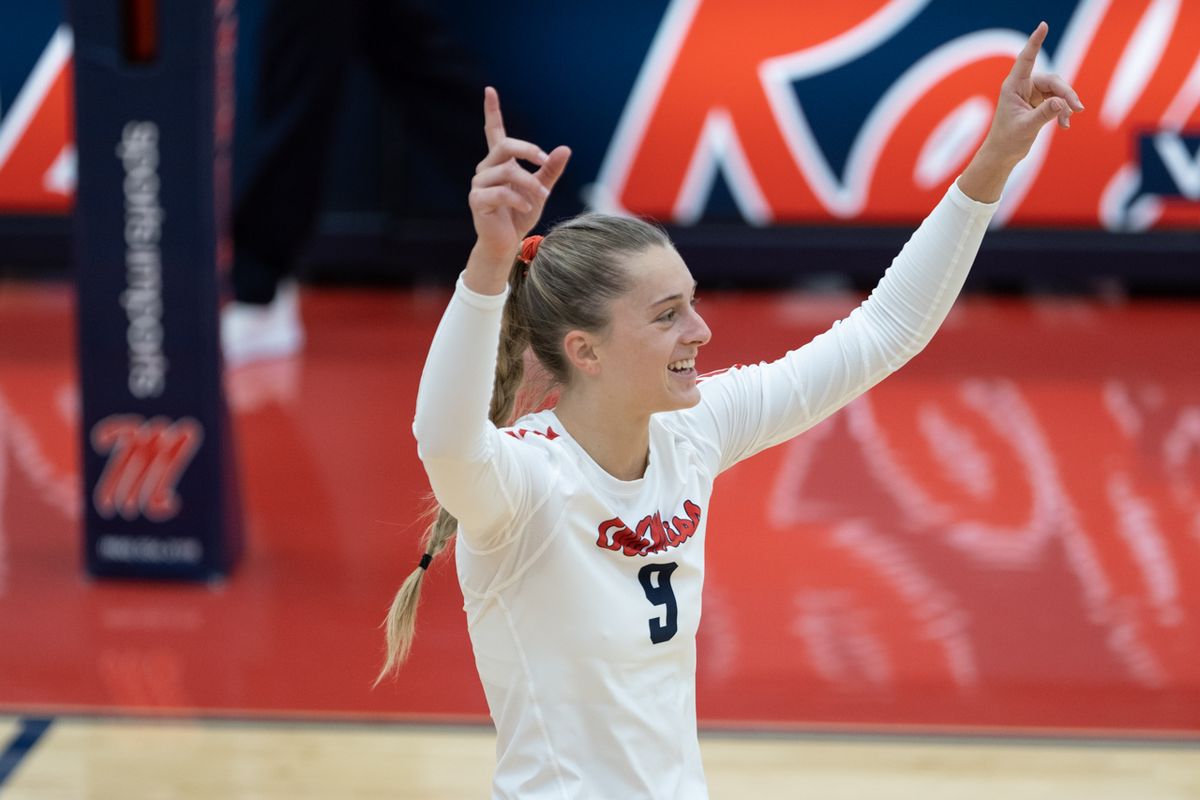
[{"xmin": 412, "ymin": 182, "xmax": 997, "ymax": 799}]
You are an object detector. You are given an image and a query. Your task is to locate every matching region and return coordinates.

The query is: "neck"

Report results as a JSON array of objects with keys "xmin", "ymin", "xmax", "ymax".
[{"xmin": 554, "ymin": 388, "xmax": 651, "ymax": 481}]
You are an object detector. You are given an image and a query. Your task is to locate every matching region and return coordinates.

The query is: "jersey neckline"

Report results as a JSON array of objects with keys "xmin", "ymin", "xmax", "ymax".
[{"xmin": 542, "ymin": 409, "xmax": 652, "ymax": 497}]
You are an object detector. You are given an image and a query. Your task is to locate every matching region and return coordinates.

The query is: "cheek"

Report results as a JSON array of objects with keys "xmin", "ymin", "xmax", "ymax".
[{"xmin": 620, "ymin": 347, "xmax": 662, "ymax": 387}]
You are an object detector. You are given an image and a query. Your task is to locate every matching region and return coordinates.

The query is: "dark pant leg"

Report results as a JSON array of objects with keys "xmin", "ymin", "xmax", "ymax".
[
  {"xmin": 231, "ymin": 0, "xmax": 361, "ymax": 303},
  {"xmin": 359, "ymin": 0, "xmax": 484, "ymax": 207}
]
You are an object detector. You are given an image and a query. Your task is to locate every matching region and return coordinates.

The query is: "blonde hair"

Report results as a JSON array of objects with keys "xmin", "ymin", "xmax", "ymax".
[{"xmin": 376, "ymin": 214, "xmax": 671, "ymax": 684}]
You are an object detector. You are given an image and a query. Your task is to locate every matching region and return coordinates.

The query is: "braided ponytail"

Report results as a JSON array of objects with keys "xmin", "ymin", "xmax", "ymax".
[{"xmin": 376, "ymin": 252, "xmax": 531, "ymax": 684}]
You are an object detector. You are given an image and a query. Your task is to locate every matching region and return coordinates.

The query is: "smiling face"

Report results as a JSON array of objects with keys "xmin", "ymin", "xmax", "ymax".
[{"xmin": 567, "ymin": 244, "xmax": 712, "ymax": 419}]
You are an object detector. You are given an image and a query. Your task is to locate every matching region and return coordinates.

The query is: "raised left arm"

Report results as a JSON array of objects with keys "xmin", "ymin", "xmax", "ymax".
[
  {"xmin": 959, "ymin": 20, "xmax": 1084, "ymax": 202},
  {"xmin": 683, "ymin": 22, "xmax": 1082, "ymax": 474},
  {"xmin": 687, "ymin": 181, "xmax": 997, "ymax": 473}
]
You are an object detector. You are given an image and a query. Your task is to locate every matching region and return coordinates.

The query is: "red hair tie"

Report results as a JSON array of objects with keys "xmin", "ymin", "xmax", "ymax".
[{"xmin": 518, "ymin": 235, "xmax": 543, "ymax": 265}]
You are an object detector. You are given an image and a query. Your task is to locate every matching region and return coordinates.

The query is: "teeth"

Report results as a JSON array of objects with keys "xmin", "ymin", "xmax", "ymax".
[{"xmin": 668, "ymin": 358, "xmax": 695, "ymax": 372}]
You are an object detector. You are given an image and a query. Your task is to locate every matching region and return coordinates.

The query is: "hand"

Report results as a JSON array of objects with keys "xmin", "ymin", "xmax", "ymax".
[
  {"xmin": 981, "ymin": 21, "xmax": 1084, "ymax": 167},
  {"xmin": 959, "ymin": 22, "xmax": 1084, "ymax": 202},
  {"xmin": 469, "ymin": 87, "xmax": 571, "ymax": 266}
]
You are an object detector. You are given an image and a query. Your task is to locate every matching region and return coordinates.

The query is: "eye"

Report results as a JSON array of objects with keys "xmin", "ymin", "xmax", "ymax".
[
  {"xmin": 690, "ymin": 295, "xmax": 699, "ymax": 308},
  {"xmin": 656, "ymin": 309, "xmax": 677, "ymax": 324}
]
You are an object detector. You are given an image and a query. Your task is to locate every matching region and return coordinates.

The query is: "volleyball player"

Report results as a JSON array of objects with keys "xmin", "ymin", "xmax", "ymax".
[{"xmin": 381, "ymin": 22, "xmax": 1081, "ymax": 799}]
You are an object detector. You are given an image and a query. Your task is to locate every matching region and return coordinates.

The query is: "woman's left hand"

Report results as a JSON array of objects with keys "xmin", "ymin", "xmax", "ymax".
[
  {"xmin": 981, "ymin": 21, "xmax": 1084, "ymax": 167},
  {"xmin": 959, "ymin": 21, "xmax": 1084, "ymax": 202}
]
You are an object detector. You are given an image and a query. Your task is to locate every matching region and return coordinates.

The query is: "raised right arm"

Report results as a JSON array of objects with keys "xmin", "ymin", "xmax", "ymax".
[
  {"xmin": 411, "ymin": 87, "xmax": 570, "ymax": 549},
  {"xmin": 412, "ymin": 272, "xmax": 518, "ymax": 542}
]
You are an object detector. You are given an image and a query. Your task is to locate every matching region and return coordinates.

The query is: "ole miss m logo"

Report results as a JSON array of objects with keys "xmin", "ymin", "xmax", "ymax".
[{"xmin": 90, "ymin": 414, "xmax": 203, "ymax": 522}]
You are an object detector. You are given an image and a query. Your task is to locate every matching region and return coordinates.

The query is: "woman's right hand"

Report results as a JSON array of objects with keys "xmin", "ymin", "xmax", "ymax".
[{"xmin": 467, "ymin": 87, "xmax": 571, "ymax": 277}]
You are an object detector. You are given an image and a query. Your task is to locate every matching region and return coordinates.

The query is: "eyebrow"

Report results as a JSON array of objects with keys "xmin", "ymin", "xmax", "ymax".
[{"xmin": 649, "ymin": 281, "xmax": 699, "ymax": 308}]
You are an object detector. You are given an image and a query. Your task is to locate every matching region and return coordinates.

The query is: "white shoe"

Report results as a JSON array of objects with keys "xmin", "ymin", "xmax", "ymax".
[{"xmin": 221, "ymin": 281, "xmax": 305, "ymax": 366}]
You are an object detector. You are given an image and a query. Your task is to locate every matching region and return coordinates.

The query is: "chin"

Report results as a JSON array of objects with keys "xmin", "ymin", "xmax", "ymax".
[{"xmin": 665, "ymin": 388, "xmax": 702, "ymax": 412}]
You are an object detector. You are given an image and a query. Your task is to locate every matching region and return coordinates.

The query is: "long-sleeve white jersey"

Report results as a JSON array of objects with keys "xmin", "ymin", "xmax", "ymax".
[{"xmin": 412, "ymin": 181, "xmax": 998, "ymax": 799}]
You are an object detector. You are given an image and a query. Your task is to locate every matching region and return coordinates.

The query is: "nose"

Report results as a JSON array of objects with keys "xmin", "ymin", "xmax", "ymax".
[{"xmin": 687, "ymin": 306, "xmax": 712, "ymax": 347}]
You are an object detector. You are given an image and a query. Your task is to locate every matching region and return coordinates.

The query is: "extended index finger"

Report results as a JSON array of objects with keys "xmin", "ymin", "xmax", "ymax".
[
  {"xmin": 483, "ymin": 86, "xmax": 506, "ymax": 148},
  {"xmin": 1010, "ymin": 21, "xmax": 1048, "ymax": 81}
]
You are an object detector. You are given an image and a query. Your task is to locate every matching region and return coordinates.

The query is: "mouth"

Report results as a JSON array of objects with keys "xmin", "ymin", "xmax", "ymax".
[{"xmin": 667, "ymin": 357, "xmax": 696, "ymax": 378}]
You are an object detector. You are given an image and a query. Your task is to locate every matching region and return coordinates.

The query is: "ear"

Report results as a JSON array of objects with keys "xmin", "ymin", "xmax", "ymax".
[{"xmin": 562, "ymin": 329, "xmax": 602, "ymax": 377}]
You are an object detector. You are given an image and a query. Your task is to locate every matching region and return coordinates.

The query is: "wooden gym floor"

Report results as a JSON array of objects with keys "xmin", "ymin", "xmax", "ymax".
[{"xmin": 1, "ymin": 715, "xmax": 1198, "ymax": 798}]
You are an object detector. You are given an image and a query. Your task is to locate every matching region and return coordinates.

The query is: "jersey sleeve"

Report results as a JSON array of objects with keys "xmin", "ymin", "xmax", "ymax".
[
  {"xmin": 411, "ymin": 275, "xmax": 545, "ymax": 550},
  {"xmin": 683, "ymin": 179, "xmax": 999, "ymax": 475}
]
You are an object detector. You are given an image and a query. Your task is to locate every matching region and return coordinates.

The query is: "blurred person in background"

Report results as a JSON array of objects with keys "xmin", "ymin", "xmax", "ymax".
[{"xmin": 222, "ymin": 0, "xmax": 482, "ymax": 364}]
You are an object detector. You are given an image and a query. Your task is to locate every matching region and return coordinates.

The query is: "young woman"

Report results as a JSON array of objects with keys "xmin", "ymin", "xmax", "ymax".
[{"xmin": 381, "ymin": 22, "xmax": 1081, "ymax": 799}]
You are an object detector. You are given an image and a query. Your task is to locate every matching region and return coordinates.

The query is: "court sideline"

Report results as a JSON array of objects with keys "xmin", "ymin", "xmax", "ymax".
[{"xmin": 1, "ymin": 714, "xmax": 1198, "ymax": 798}]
